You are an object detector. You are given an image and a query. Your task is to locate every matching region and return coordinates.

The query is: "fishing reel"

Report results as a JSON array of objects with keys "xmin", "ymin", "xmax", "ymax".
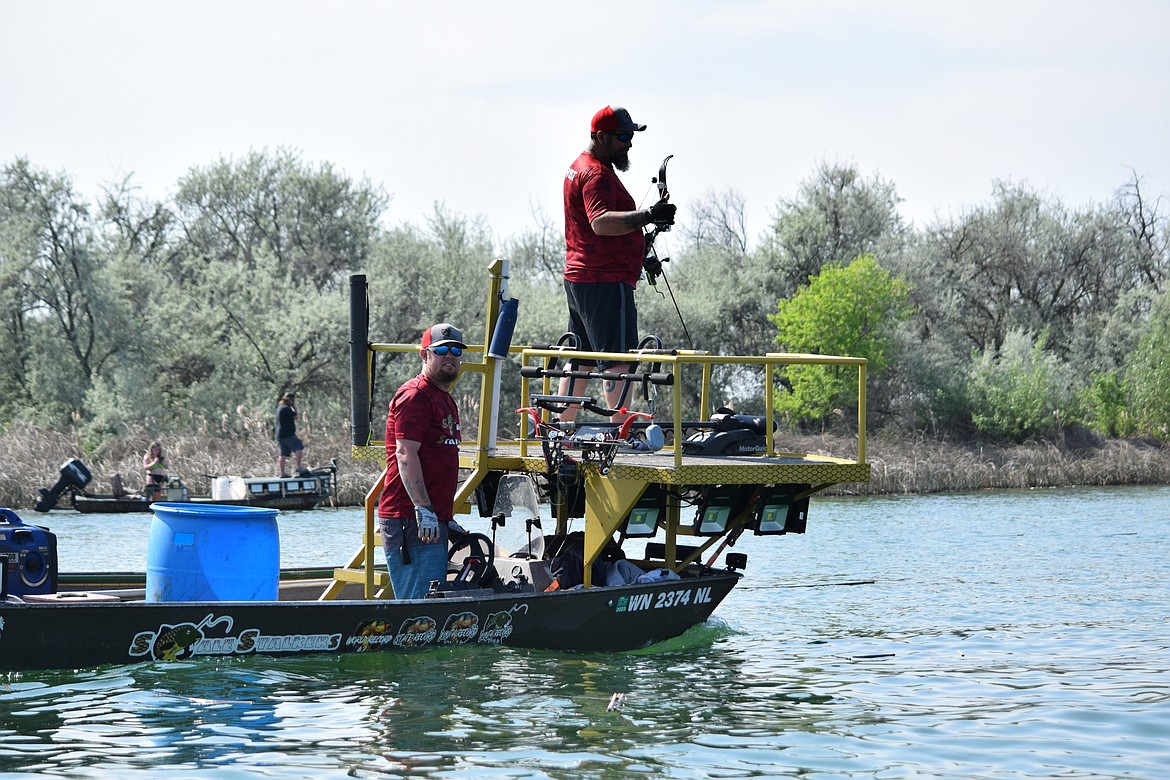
[{"xmin": 643, "ymin": 233, "xmax": 669, "ymax": 286}]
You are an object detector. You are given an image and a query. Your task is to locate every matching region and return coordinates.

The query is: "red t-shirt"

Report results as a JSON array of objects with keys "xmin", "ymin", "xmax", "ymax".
[
  {"xmin": 377, "ymin": 374, "xmax": 461, "ymax": 520},
  {"xmin": 563, "ymin": 152, "xmax": 644, "ymax": 286}
]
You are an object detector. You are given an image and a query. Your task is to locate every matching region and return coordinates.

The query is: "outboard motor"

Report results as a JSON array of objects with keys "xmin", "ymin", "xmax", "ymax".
[
  {"xmin": 34, "ymin": 458, "xmax": 93, "ymax": 513},
  {"xmin": 1, "ymin": 507, "xmax": 58, "ymax": 598},
  {"xmin": 303, "ymin": 459, "xmax": 339, "ymax": 500}
]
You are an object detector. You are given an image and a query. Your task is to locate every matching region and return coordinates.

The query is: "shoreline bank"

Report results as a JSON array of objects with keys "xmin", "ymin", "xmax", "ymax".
[{"xmin": 3, "ymin": 424, "xmax": 1168, "ymax": 509}]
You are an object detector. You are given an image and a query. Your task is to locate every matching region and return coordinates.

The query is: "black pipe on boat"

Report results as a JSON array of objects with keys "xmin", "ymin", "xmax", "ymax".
[{"xmin": 349, "ymin": 273, "xmax": 371, "ymax": 447}]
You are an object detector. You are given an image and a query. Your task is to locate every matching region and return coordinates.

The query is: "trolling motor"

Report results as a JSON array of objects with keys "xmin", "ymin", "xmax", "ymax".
[
  {"xmin": 34, "ymin": 459, "xmax": 93, "ymax": 513},
  {"xmin": 681, "ymin": 407, "xmax": 777, "ymax": 456}
]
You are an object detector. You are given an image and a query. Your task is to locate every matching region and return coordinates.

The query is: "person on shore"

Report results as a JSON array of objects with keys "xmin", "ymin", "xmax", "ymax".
[
  {"xmin": 559, "ymin": 105, "xmax": 675, "ymax": 432},
  {"xmin": 275, "ymin": 392, "xmax": 305, "ymax": 478},
  {"xmin": 142, "ymin": 441, "xmax": 169, "ymax": 486},
  {"xmin": 377, "ymin": 323, "xmax": 465, "ymax": 599}
]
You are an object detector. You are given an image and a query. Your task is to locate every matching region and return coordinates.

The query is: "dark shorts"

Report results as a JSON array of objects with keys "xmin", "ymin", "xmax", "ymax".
[
  {"xmin": 564, "ymin": 280, "xmax": 637, "ymax": 369},
  {"xmin": 278, "ymin": 435, "xmax": 304, "ymax": 456}
]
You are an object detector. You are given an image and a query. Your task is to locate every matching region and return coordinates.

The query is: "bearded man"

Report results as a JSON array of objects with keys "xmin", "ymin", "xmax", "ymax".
[{"xmin": 378, "ymin": 322, "xmax": 465, "ymax": 598}]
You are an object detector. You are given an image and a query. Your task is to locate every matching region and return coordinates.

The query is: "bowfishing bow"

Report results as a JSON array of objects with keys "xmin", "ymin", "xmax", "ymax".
[
  {"xmin": 643, "ymin": 154, "xmax": 694, "ymax": 348},
  {"xmin": 643, "ymin": 154, "xmax": 673, "ymax": 284}
]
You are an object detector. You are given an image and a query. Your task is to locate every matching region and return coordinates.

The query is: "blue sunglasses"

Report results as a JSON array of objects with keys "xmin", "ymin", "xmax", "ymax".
[
  {"xmin": 610, "ymin": 131, "xmax": 634, "ymax": 143},
  {"xmin": 430, "ymin": 345, "xmax": 463, "ymax": 356}
]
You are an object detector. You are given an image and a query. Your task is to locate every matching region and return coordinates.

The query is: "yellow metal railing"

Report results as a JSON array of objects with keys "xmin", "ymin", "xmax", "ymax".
[{"xmin": 517, "ymin": 348, "xmax": 868, "ymax": 467}]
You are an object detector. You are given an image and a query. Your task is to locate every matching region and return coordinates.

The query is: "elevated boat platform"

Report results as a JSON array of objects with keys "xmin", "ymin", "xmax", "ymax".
[{"xmin": 332, "ymin": 260, "xmax": 870, "ymax": 598}]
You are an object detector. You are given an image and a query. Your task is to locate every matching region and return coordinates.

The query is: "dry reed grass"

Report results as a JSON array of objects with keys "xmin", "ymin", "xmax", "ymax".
[
  {"xmin": 821, "ymin": 431, "xmax": 1170, "ymax": 495},
  {"xmin": 3, "ymin": 424, "xmax": 1169, "ymax": 510},
  {"xmin": 0, "ymin": 421, "xmax": 384, "ymax": 511}
]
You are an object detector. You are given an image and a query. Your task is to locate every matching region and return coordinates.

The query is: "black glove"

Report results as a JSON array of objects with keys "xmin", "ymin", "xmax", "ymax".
[{"xmin": 646, "ymin": 198, "xmax": 676, "ymax": 227}]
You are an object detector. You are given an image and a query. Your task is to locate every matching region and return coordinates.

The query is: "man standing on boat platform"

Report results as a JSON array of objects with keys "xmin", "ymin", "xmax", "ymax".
[
  {"xmin": 560, "ymin": 105, "xmax": 675, "ymax": 430},
  {"xmin": 378, "ymin": 323, "xmax": 465, "ymax": 599}
]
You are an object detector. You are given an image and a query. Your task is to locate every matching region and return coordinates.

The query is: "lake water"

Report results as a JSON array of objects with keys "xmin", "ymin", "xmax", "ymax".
[{"xmin": 2, "ymin": 485, "xmax": 1169, "ymax": 778}]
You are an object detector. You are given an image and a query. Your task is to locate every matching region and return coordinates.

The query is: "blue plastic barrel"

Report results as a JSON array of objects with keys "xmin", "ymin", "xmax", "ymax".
[{"xmin": 146, "ymin": 503, "xmax": 280, "ymax": 602}]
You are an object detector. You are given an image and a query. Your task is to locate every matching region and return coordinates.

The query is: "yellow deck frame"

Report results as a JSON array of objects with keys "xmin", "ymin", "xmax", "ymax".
[{"xmin": 325, "ymin": 259, "xmax": 869, "ymax": 599}]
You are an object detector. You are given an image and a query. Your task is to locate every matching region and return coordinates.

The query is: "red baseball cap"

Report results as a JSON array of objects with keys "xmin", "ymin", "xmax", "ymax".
[
  {"xmin": 591, "ymin": 105, "xmax": 647, "ymax": 134},
  {"xmin": 421, "ymin": 323, "xmax": 466, "ymax": 349}
]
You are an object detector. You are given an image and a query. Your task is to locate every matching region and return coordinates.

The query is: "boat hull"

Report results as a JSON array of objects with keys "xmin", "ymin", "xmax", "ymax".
[{"xmin": 0, "ymin": 572, "xmax": 739, "ymax": 670}]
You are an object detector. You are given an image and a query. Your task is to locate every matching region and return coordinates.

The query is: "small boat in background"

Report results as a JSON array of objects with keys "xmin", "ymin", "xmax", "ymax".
[{"xmin": 33, "ymin": 458, "xmax": 337, "ymax": 514}]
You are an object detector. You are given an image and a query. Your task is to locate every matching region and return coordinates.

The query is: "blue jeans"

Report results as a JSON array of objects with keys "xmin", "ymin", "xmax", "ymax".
[{"xmin": 380, "ymin": 517, "xmax": 449, "ymax": 600}]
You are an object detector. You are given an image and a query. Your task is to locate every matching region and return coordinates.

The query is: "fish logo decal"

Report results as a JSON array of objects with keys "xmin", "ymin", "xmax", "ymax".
[
  {"xmin": 439, "ymin": 611, "xmax": 479, "ymax": 644},
  {"xmin": 351, "ymin": 618, "xmax": 396, "ymax": 652},
  {"xmin": 478, "ymin": 610, "xmax": 514, "ymax": 643},
  {"xmin": 393, "ymin": 615, "xmax": 438, "ymax": 647}
]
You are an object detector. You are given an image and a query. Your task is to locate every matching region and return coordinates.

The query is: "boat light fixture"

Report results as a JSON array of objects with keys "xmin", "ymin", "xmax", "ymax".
[
  {"xmin": 624, "ymin": 484, "xmax": 667, "ymax": 537},
  {"xmin": 694, "ymin": 485, "xmax": 749, "ymax": 536},
  {"xmin": 752, "ymin": 486, "xmax": 810, "ymax": 535}
]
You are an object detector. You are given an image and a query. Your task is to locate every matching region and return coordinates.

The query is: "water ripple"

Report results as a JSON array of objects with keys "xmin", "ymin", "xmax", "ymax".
[{"xmin": 4, "ymin": 485, "xmax": 1170, "ymax": 778}]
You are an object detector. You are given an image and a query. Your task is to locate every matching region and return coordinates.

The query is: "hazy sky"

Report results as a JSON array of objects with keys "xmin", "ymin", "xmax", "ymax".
[{"xmin": 3, "ymin": 0, "xmax": 1167, "ymax": 250}]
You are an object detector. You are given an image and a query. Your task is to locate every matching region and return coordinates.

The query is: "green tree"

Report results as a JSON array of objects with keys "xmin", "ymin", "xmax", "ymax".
[
  {"xmin": 364, "ymin": 205, "xmax": 498, "ymax": 419},
  {"xmin": 770, "ymin": 254, "xmax": 912, "ymax": 426},
  {"xmin": 1074, "ymin": 370, "xmax": 1133, "ymax": 438},
  {"xmin": 171, "ymin": 148, "xmax": 387, "ymax": 290},
  {"xmin": 762, "ymin": 161, "xmax": 905, "ymax": 298},
  {"xmin": 0, "ymin": 159, "xmax": 140, "ymax": 427},
  {"xmin": 900, "ymin": 180, "xmax": 1159, "ymax": 366},
  {"xmin": 106, "ymin": 150, "xmax": 395, "ymax": 428},
  {"xmin": 966, "ymin": 328, "xmax": 1072, "ymax": 442},
  {"xmin": 1123, "ymin": 288, "xmax": 1170, "ymax": 436},
  {"xmin": 501, "ymin": 203, "xmax": 565, "ymax": 286},
  {"xmin": 671, "ymin": 163, "xmax": 906, "ymax": 414},
  {"xmin": 0, "ymin": 163, "xmax": 39, "ymax": 421},
  {"xmin": 893, "ymin": 176, "xmax": 1168, "ymax": 436}
]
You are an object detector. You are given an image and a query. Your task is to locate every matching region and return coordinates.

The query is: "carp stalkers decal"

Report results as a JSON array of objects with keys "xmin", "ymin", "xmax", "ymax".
[{"xmin": 129, "ymin": 613, "xmax": 341, "ymax": 660}]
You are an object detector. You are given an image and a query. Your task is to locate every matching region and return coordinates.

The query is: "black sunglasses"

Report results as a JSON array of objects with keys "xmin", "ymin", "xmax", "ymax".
[
  {"xmin": 430, "ymin": 345, "xmax": 463, "ymax": 356},
  {"xmin": 609, "ymin": 131, "xmax": 634, "ymax": 143}
]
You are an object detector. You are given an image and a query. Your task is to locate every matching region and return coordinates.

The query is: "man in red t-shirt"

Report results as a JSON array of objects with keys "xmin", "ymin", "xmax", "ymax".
[
  {"xmin": 378, "ymin": 323, "xmax": 465, "ymax": 599},
  {"xmin": 560, "ymin": 105, "xmax": 676, "ymax": 426}
]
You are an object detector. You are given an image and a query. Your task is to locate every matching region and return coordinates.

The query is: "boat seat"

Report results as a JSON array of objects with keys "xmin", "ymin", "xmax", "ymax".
[
  {"xmin": 110, "ymin": 473, "xmax": 129, "ymax": 498},
  {"xmin": 642, "ymin": 542, "xmax": 703, "ymax": 568}
]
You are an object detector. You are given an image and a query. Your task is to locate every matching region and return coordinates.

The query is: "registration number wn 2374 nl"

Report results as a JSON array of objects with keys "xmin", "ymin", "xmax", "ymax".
[{"xmin": 618, "ymin": 586, "xmax": 713, "ymax": 613}]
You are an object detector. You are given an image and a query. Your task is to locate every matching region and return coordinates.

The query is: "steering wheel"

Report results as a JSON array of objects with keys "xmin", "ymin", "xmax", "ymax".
[{"xmin": 448, "ymin": 532, "xmax": 496, "ymax": 587}]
